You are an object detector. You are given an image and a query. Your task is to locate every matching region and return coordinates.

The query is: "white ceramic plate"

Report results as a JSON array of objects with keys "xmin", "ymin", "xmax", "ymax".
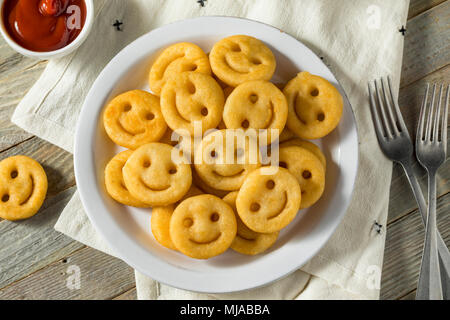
[{"xmin": 74, "ymin": 16, "xmax": 359, "ymax": 293}]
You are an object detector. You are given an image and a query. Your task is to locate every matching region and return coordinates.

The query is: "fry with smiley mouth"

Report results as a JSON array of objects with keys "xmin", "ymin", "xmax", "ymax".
[
  {"xmin": 236, "ymin": 167, "xmax": 301, "ymax": 233},
  {"xmin": 170, "ymin": 194, "xmax": 237, "ymax": 259},
  {"xmin": 122, "ymin": 143, "xmax": 192, "ymax": 206},
  {"xmin": 0, "ymin": 155, "xmax": 48, "ymax": 221},
  {"xmin": 194, "ymin": 129, "xmax": 261, "ymax": 191}
]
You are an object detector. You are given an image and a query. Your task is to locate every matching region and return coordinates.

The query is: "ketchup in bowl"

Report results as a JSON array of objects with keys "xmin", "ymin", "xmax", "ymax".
[{"xmin": 2, "ymin": 0, "xmax": 87, "ymax": 52}]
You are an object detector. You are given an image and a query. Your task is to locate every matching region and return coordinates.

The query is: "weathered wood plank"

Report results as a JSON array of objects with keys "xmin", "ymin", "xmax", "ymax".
[
  {"xmin": 113, "ymin": 287, "xmax": 137, "ymax": 300},
  {"xmin": 380, "ymin": 193, "xmax": 450, "ymax": 299},
  {"xmin": 0, "ymin": 246, "xmax": 135, "ymax": 300},
  {"xmin": 0, "ymin": 186, "xmax": 82, "ymax": 289},
  {"xmin": 399, "ymin": 290, "xmax": 416, "ymax": 300},
  {"xmin": 408, "ymin": 0, "xmax": 447, "ymax": 19},
  {"xmin": 0, "ymin": 60, "xmax": 47, "ymax": 151},
  {"xmin": 0, "ymin": 41, "xmax": 45, "ymax": 82},
  {"xmin": 387, "ymin": 65, "xmax": 450, "ymax": 224},
  {"xmin": 401, "ymin": 1, "xmax": 449, "ymax": 88}
]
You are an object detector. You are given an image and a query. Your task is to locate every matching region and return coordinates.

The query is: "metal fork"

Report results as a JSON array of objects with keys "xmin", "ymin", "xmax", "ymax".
[
  {"xmin": 415, "ymin": 84, "xmax": 449, "ymax": 300},
  {"xmin": 368, "ymin": 77, "xmax": 450, "ymax": 299}
]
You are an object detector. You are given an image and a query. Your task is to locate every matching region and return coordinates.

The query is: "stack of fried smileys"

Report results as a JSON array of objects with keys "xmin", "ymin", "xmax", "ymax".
[{"xmin": 102, "ymin": 35, "xmax": 343, "ymax": 259}]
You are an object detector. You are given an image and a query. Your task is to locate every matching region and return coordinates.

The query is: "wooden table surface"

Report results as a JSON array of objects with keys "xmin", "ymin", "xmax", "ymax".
[{"xmin": 0, "ymin": 0, "xmax": 448, "ymax": 300}]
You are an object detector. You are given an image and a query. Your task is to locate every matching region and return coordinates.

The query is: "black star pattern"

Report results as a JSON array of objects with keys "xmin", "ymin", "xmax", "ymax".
[
  {"xmin": 113, "ymin": 20, "xmax": 123, "ymax": 31},
  {"xmin": 373, "ymin": 221, "xmax": 383, "ymax": 235},
  {"xmin": 197, "ymin": 0, "xmax": 207, "ymax": 7},
  {"xmin": 399, "ymin": 26, "xmax": 406, "ymax": 36}
]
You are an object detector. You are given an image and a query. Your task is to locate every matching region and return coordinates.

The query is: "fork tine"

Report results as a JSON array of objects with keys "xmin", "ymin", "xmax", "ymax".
[
  {"xmin": 432, "ymin": 84, "xmax": 443, "ymax": 142},
  {"xmin": 368, "ymin": 82, "xmax": 386, "ymax": 140},
  {"xmin": 374, "ymin": 79, "xmax": 393, "ymax": 138},
  {"xmin": 381, "ymin": 77, "xmax": 399, "ymax": 135},
  {"xmin": 418, "ymin": 84, "xmax": 430, "ymax": 141},
  {"xmin": 425, "ymin": 84, "xmax": 437, "ymax": 141},
  {"xmin": 387, "ymin": 76, "xmax": 408, "ymax": 133},
  {"xmin": 441, "ymin": 85, "xmax": 449, "ymax": 147}
]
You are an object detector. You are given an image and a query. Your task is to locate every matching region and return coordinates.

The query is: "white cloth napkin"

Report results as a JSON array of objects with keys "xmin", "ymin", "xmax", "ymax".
[{"xmin": 11, "ymin": 0, "xmax": 410, "ymax": 300}]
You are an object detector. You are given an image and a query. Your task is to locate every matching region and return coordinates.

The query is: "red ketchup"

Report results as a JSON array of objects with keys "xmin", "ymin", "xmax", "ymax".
[{"xmin": 2, "ymin": 0, "xmax": 87, "ymax": 52}]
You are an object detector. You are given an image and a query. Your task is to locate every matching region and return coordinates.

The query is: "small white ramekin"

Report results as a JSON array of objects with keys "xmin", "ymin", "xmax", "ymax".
[{"xmin": 0, "ymin": 0, "xmax": 94, "ymax": 60}]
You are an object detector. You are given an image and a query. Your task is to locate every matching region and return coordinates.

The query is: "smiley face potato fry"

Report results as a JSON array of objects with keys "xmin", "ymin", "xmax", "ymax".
[
  {"xmin": 194, "ymin": 129, "xmax": 261, "ymax": 191},
  {"xmin": 284, "ymin": 72, "xmax": 343, "ymax": 140},
  {"xmin": 209, "ymin": 35, "xmax": 276, "ymax": 87},
  {"xmin": 0, "ymin": 155, "xmax": 48, "ymax": 221},
  {"xmin": 123, "ymin": 143, "xmax": 192, "ymax": 206},
  {"xmin": 103, "ymin": 90, "xmax": 167, "ymax": 149},
  {"xmin": 170, "ymin": 194, "xmax": 237, "ymax": 259},
  {"xmin": 236, "ymin": 167, "xmax": 301, "ymax": 233}
]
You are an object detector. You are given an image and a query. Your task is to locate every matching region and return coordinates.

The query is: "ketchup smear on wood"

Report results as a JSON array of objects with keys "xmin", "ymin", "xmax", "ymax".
[{"xmin": 2, "ymin": 0, "xmax": 87, "ymax": 52}]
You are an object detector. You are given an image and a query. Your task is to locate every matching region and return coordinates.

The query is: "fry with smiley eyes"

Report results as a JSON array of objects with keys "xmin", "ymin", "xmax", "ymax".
[
  {"xmin": 278, "ymin": 146, "xmax": 325, "ymax": 209},
  {"xmin": 209, "ymin": 35, "xmax": 276, "ymax": 87},
  {"xmin": 194, "ymin": 129, "xmax": 261, "ymax": 191},
  {"xmin": 223, "ymin": 80, "xmax": 288, "ymax": 144},
  {"xmin": 284, "ymin": 72, "xmax": 343, "ymax": 140},
  {"xmin": 122, "ymin": 143, "xmax": 192, "ymax": 206},
  {"xmin": 236, "ymin": 167, "xmax": 301, "ymax": 233},
  {"xmin": 224, "ymin": 192, "xmax": 279, "ymax": 255},
  {"xmin": 0, "ymin": 155, "xmax": 48, "ymax": 221},
  {"xmin": 160, "ymin": 72, "xmax": 225, "ymax": 136},
  {"xmin": 103, "ymin": 90, "xmax": 167, "ymax": 150},
  {"xmin": 170, "ymin": 194, "xmax": 237, "ymax": 259}
]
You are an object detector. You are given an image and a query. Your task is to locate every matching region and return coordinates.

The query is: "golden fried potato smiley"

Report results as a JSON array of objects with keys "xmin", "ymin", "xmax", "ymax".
[
  {"xmin": 160, "ymin": 72, "xmax": 224, "ymax": 135},
  {"xmin": 279, "ymin": 146, "xmax": 325, "ymax": 209},
  {"xmin": 223, "ymin": 80, "xmax": 288, "ymax": 144},
  {"xmin": 209, "ymin": 35, "xmax": 276, "ymax": 87},
  {"xmin": 104, "ymin": 150, "xmax": 150, "ymax": 208},
  {"xmin": 122, "ymin": 143, "xmax": 192, "ymax": 206},
  {"xmin": 149, "ymin": 42, "xmax": 211, "ymax": 95},
  {"xmin": 151, "ymin": 185, "xmax": 203, "ymax": 251},
  {"xmin": 170, "ymin": 194, "xmax": 237, "ymax": 259},
  {"xmin": 236, "ymin": 167, "xmax": 301, "ymax": 233},
  {"xmin": 0, "ymin": 155, "xmax": 48, "ymax": 221},
  {"xmin": 223, "ymin": 192, "xmax": 279, "ymax": 255},
  {"xmin": 103, "ymin": 90, "xmax": 167, "ymax": 149},
  {"xmin": 194, "ymin": 129, "xmax": 261, "ymax": 191},
  {"xmin": 284, "ymin": 72, "xmax": 343, "ymax": 139}
]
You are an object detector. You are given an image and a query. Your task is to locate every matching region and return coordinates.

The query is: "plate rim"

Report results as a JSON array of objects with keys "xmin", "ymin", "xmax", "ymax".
[{"xmin": 74, "ymin": 16, "xmax": 360, "ymax": 293}]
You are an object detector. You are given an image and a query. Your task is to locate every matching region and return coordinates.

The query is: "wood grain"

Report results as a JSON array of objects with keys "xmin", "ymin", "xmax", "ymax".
[
  {"xmin": 0, "ymin": 246, "xmax": 135, "ymax": 300},
  {"xmin": 0, "ymin": 61, "xmax": 46, "ymax": 152},
  {"xmin": 113, "ymin": 287, "xmax": 137, "ymax": 300},
  {"xmin": 408, "ymin": 0, "xmax": 447, "ymax": 18},
  {"xmin": 0, "ymin": 186, "xmax": 82, "ymax": 289},
  {"xmin": 380, "ymin": 193, "xmax": 449, "ymax": 300},
  {"xmin": 401, "ymin": 1, "xmax": 449, "ymax": 88}
]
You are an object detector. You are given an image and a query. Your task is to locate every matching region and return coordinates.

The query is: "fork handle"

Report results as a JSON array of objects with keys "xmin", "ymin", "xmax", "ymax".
[
  {"xmin": 401, "ymin": 163, "xmax": 449, "ymax": 299},
  {"xmin": 416, "ymin": 171, "xmax": 443, "ymax": 299}
]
